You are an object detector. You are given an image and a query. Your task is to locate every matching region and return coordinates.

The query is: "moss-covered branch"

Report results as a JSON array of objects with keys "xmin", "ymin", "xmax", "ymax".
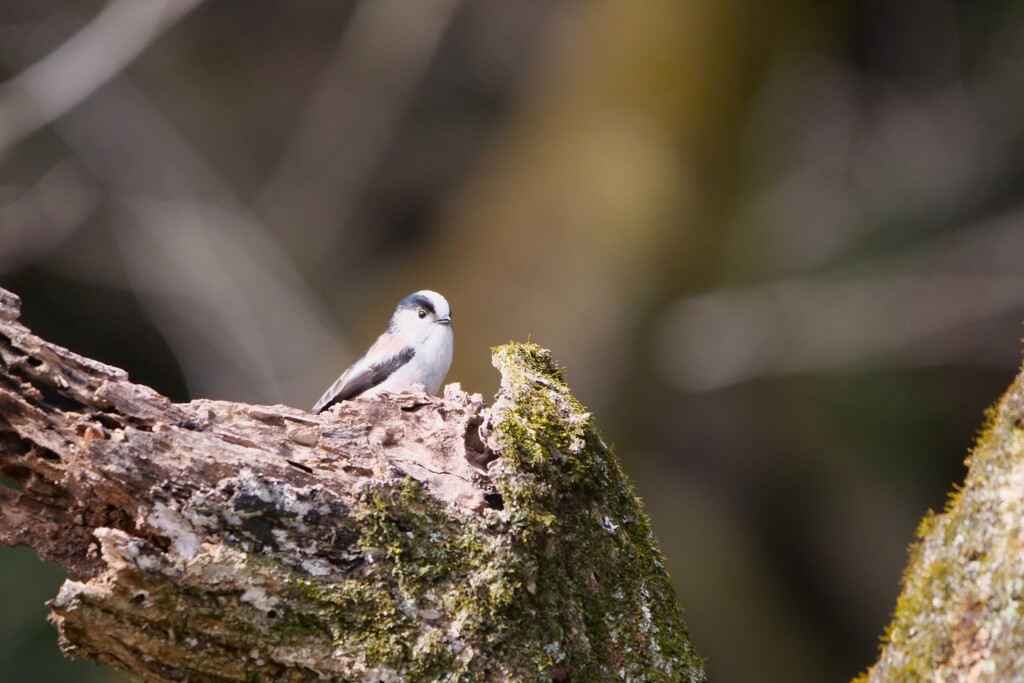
[
  {"xmin": 860, "ymin": 364, "xmax": 1024, "ymax": 682},
  {"xmin": 0, "ymin": 286, "xmax": 704, "ymax": 682}
]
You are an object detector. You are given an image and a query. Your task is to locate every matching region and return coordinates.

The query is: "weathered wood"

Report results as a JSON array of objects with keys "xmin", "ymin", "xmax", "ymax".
[{"xmin": 0, "ymin": 286, "xmax": 704, "ymax": 682}]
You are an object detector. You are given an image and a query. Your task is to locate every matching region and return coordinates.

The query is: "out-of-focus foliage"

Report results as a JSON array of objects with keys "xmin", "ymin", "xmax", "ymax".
[{"xmin": 2, "ymin": 1, "xmax": 1024, "ymax": 681}]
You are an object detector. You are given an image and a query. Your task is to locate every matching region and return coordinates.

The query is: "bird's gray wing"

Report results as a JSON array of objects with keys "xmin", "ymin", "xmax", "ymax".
[{"xmin": 311, "ymin": 344, "xmax": 416, "ymax": 413}]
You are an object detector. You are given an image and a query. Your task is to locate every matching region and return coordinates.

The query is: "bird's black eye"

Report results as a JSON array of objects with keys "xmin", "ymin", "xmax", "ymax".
[{"xmin": 418, "ymin": 309, "xmax": 427, "ymax": 319}]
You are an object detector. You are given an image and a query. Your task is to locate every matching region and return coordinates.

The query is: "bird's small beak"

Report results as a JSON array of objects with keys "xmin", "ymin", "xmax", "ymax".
[{"xmin": 437, "ymin": 316, "xmax": 451, "ymax": 326}]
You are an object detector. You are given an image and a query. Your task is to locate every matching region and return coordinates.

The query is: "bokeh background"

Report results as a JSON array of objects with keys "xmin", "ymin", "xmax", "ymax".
[{"xmin": 3, "ymin": 1, "xmax": 1024, "ymax": 681}]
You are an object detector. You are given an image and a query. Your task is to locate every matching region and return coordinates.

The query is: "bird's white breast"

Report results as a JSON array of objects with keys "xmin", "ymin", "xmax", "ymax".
[{"xmin": 368, "ymin": 324, "xmax": 452, "ymax": 397}]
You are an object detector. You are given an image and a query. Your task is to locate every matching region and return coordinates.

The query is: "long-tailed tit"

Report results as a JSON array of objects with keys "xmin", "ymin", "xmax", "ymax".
[{"xmin": 311, "ymin": 290, "xmax": 453, "ymax": 412}]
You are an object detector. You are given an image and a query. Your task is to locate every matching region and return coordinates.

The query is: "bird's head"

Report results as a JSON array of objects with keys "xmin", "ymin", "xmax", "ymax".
[{"xmin": 389, "ymin": 290, "xmax": 452, "ymax": 342}]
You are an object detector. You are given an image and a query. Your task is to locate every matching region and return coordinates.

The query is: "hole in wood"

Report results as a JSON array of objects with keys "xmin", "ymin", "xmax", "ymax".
[{"xmin": 36, "ymin": 447, "xmax": 61, "ymax": 461}]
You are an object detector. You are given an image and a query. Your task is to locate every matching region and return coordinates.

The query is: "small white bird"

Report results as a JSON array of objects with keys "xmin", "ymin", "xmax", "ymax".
[{"xmin": 311, "ymin": 290, "xmax": 453, "ymax": 413}]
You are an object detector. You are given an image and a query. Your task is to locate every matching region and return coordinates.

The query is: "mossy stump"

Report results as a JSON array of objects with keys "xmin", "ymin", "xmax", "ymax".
[{"xmin": 0, "ymin": 285, "xmax": 704, "ymax": 682}]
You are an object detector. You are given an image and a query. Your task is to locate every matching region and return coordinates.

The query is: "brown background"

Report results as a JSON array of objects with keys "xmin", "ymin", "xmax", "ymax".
[{"xmin": 2, "ymin": 1, "xmax": 1024, "ymax": 681}]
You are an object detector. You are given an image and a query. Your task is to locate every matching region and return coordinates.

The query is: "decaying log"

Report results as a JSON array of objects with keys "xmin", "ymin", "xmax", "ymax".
[
  {"xmin": 0, "ymin": 286, "xmax": 704, "ymax": 682},
  {"xmin": 860, "ymin": 363, "xmax": 1024, "ymax": 682}
]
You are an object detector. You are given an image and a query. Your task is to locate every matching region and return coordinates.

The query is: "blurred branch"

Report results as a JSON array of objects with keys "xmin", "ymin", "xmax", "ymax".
[
  {"xmin": 0, "ymin": 3, "xmax": 346, "ymax": 406},
  {"xmin": 0, "ymin": 287, "xmax": 704, "ymax": 682},
  {"xmin": 0, "ymin": 0, "xmax": 203, "ymax": 160},
  {"xmin": 0, "ymin": 160, "xmax": 99, "ymax": 272},
  {"xmin": 655, "ymin": 211, "xmax": 1024, "ymax": 391},
  {"xmin": 113, "ymin": 194, "xmax": 340, "ymax": 404},
  {"xmin": 256, "ymin": 0, "xmax": 462, "ymax": 262}
]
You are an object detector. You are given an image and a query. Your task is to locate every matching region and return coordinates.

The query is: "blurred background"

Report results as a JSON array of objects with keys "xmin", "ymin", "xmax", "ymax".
[{"xmin": 2, "ymin": 0, "xmax": 1024, "ymax": 681}]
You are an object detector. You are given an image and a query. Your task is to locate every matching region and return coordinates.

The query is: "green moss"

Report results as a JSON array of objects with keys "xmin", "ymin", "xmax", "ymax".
[{"xmin": 486, "ymin": 343, "xmax": 705, "ymax": 682}]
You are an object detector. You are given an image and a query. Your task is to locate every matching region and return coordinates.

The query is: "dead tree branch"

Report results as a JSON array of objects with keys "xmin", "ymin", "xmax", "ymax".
[{"xmin": 0, "ymin": 286, "xmax": 703, "ymax": 682}]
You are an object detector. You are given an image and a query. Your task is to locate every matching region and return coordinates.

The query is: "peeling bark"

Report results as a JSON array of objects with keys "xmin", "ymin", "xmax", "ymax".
[{"xmin": 0, "ymin": 286, "xmax": 704, "ymax": 682}]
